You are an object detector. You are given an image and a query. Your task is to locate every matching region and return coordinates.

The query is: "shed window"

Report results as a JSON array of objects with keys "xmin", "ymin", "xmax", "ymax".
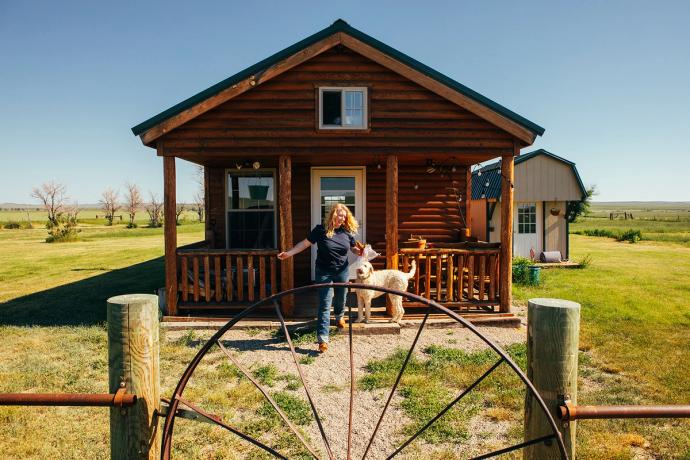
[
  {"xmin": 226, "ymin": 171, "xmax": 276, "ymax": 249},
  {"xmin": 518, "ymin": 203, "xmax": 537, "ymax": 234},
  {"xmin": 319, "ymin": 87, "xmax": 367, "ymax": 129}
]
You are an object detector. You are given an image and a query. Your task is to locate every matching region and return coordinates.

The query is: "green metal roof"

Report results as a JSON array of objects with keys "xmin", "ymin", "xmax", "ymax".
[
  {"xmin": 131, "ymin": 19, "xmax": 545, "ymax": 138},
  {"xmin": 472, "ymin": 149, "xmax": 587, "ymax": 200}
]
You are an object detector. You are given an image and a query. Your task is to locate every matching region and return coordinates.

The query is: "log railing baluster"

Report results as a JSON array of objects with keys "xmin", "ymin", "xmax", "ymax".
[
  {"xmin": 259, "ymin": 256, "xmax": 266, "ymax": 299},
  {"xmin": 478, "ymin": 255, "xmax": 486, "ymax": 301},
  {"xmin": 414, "ymin": 255, "xmax": 421, "ymax": 296},
  {"xmin": 270, "ymin": 257, "xmax": 277, "ymax": 296},
  {"xmin": 192, "ymin": 256, "xmax": 200, "ymax": 302},
  {"xmin": 215, "ymin": 256, "xmax": 222, "ymax": 302},
  {"xmin": 203, "ymin": 255, "xmax": 211, "ymax": 302},
  {"xmin": 247, "ymin": 256, "xmax": 254, "ymax": 302},
  {"xmin": 237, "ymin": 256, "xmax": 244, "ymax": 301},
  {"xmin": 180, "ymin": 255, "xmax": 188, "ymax": 302},
  {"xmin": 226, "ymin": 254, "xmax": 233, "ymax": 302},
  {"xmin": 457, "ymin": 254, "xmax": 465, "ymax": 302},
  {"xmin": 446, "ymin": 254, "xmax": 454, "ymax": 302},
  {"xmin": 467, "ymin": 255, "xmax": 475, "ymax": 301},
  {"xmin": 424, "ymin": 255, "xmax": 432, "ymax": 299},
  {"xmin": 435, "ymin": 254, "xmax": 443, "ymax": 302}
]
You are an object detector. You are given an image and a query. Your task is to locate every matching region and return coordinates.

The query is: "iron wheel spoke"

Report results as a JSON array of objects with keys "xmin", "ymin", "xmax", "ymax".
[
  {"xmin": 216, "ymin": 340, "xmax": 322, "ymax": 460},
  {"xmin": 274, "ymin": 301, "xmax": 335, "ymax": 460},
  {"xmin": 387, "ymin": 357, "xmax": 505, "ymax": 459},
  {"xmin": 361, "ymin": 306, "xmax": 432, "ymax": 459},
  {"xmin": 471, "ymin": 433, "xmax": 558, "ymax": 459},
  {"xmin": 175, "ymin": 395, "xmax": 287, "ymax": 459}
]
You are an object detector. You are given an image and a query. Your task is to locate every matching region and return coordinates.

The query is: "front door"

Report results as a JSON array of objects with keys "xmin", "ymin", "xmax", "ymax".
[
  {"xmin": 513, "ymin": 202, "xmax": 542, "ymax": 258},
  {"xmin": 310, "ymin": 168, "xmax": 365, "ymax": 279}
]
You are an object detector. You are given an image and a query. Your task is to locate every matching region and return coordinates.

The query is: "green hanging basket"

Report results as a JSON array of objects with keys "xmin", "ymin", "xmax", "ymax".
[{"xmin": 248, "ymin": 185, "xmax": 269, "ymax": 200}]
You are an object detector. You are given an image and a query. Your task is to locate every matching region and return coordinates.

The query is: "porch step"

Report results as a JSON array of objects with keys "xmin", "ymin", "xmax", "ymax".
[{"xmin": 161, "ymin": 312, "xmax": 522, "ymax": 331}]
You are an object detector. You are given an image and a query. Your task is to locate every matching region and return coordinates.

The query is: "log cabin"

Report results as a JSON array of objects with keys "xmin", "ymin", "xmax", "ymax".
[{"xmin": 131, "ymin": 19, "xmax": 545, "ymax": 321}]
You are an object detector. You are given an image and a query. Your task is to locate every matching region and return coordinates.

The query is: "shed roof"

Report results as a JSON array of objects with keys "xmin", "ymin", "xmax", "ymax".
[
  {"xmin": 131, "ymin": 19, "xmax": 544, "ymax": 145},
  {"xmin": 471, "ymin": 149, "xmax": 587, "ymax": 200}
]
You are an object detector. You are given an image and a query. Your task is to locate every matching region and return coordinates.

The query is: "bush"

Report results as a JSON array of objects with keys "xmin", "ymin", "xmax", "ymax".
[
  {"xmin": 126, "ymin": 222, "xmax": 138, "ymax": 229},
  {"xmin": 618, "ymin": 229, "xmax": 642, "ymax": 243},
  {"xmin": 512, "ymin": 256, "xmax": 532, "ymax": 285},
  {"xmin": 2, "ymin": 221, "xmax": 33, "ymax": 230},
  {"xmin": 45, "ymin": 215, "xmax": 80, "ymax": 243}
]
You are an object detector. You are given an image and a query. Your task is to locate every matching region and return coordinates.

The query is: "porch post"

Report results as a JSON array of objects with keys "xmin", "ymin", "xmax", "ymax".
[
  {"xmin": 465, "ymin": 166, "xmax": 472, "ymax": 237},
  {"xmin": 163, "ymin": 154, "xmax": 178, "ymax": 316},
  {"xmin": 203, "ymin": 165, "xmax": 213, "ymax": 246},
  {"xmin": 499, "ymin": 148, "xmax": 516, "ymax": 313},
  {"xmin": 386, "ymin": 154, "xmax": 398, "ymax": 316},
  {"xmin": 386, "ymin": 154, "xmax": 398, "ymax": 270},
  {"xmin": 278, "ymin": 155, "xmax": 294, "ymax": 315}
]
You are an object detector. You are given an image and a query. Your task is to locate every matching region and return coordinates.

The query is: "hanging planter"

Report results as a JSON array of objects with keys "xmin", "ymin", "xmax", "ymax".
[{"xmin": 248, "ymin": 185, "xmax": 269, "ymax": 200}]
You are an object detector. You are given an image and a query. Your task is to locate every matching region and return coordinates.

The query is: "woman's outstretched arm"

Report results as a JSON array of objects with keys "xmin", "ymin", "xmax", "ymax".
[{"xmin": 277, "ymin": 239, "xmax": 312, "ymax": 260}]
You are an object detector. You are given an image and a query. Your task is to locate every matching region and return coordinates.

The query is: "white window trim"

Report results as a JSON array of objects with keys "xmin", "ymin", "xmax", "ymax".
[
  {"xmin": 318, "ymin": 87, "xmax": 368, "ymax": 130},
  {"xmin": 224, "ymin": 168, "xmax": 278, "ymax": 250}
]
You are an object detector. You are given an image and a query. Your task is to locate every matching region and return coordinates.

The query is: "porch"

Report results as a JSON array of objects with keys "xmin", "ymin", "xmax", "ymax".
[{"xmin": 161, "ymin": 153, "xmax": 517, "ymax": 320}]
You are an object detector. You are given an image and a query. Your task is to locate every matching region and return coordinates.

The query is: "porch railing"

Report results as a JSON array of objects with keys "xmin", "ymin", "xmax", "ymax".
[
  {"xmin": 176, "ymin": 248, "xmax": 279, "ymax": 307},
  {"xmin": 400, "ymin": 247, "xmax": 501, "ymax": 309}
]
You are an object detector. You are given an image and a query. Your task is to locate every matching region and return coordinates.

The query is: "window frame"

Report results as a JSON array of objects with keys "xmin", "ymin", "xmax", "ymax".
[
  {"xmin": 318, "ymin": 87, "xmax": 368, "ymax": 130},
  {"xmin": 224, "ymin": 168, "xmax": 278, "ymax": 250},
  {"xmin": 517, "ymin": 203, "xmax": 537, "ymax": 234}
]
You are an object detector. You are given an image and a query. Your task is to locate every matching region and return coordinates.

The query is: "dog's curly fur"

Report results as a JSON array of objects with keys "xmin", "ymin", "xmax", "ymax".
[{"xmin": 354, "ymin": 260, "xmax": 416, "ymax": 323}]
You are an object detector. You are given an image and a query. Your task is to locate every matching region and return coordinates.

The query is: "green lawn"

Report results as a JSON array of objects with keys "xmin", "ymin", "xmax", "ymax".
[{"xmin": 0, "ymin": 224, "xmax": 689, "ymax": 458}]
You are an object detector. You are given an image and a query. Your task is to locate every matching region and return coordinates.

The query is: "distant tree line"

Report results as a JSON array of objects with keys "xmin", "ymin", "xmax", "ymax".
[{"xmin": 28, "ymin": 169, "xmax": 205, "ymax": 241}]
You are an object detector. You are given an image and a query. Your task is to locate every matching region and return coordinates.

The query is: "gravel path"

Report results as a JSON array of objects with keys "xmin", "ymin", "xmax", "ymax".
[{"xmin": 181, "ymin": 318, "xmax": 528, "ymax": 459}]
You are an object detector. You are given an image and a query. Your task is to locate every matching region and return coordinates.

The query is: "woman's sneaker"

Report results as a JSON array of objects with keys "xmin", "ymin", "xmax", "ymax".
[
  {"xmin": 318, "ymin": 342, "xmax": 328, "ymax": 353},
  {"xmin": 336, "ymin": 317, "xmax": 346, "ymax": 329}
]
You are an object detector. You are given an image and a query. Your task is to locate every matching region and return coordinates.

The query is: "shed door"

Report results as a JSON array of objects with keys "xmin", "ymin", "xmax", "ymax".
[
  {"xmin": 310, "ymin": 168, "xmax": 365, "ymax": 280},
  {"xmin": 513, "ymin": 202, "xmax": 542, "ymax": 258}
]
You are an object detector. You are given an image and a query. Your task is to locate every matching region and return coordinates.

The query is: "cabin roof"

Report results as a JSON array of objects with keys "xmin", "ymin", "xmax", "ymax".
[
  {"xmin": 471, "ymin": 149, "xmax": 587, "ymax": 200},
  {"xmin": 131, "ymin": 19, "xmax": 544, "ymax": 144}
]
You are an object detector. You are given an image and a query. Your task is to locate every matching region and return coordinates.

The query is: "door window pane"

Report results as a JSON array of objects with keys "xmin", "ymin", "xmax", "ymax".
[
  {"xmin": 518, "ymin": 203, "xmax": 537, "ymax": 234},
  {"xmin": 320, "ymin": 176, "xmax": 355, "ymax": 222}
]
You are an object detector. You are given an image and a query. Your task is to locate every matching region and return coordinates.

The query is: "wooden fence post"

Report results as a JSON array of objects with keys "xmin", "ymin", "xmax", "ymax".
[
  {"xmin": 524, "ymin": 298, "xmax": 580, "ymax": 460},
  {"xmin": 108, "ymin": 294, "xmax": 161, "ymax": 459}
]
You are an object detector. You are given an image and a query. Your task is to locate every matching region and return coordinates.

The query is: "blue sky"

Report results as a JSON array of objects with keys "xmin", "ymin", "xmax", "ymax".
[{"xmin": 2, "ymin": 1, "xmax": 689, "ymax": 203}]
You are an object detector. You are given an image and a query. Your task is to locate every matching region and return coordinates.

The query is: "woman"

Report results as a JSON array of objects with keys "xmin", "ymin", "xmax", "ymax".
[{"xmin": 277, "ymin": 203, "xmax": 361, "ymax": 353}]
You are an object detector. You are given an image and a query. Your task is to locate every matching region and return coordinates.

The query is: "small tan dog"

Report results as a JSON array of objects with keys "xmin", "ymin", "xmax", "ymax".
[{"xmin": 354, "ymin": 260, "xmax": 416, "ymax": 324}]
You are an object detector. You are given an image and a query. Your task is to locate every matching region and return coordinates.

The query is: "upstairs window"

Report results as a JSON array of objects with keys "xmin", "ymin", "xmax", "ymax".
[{"xmin": 319, "ymin": 87, "xmax": 367, "ymax": 129}]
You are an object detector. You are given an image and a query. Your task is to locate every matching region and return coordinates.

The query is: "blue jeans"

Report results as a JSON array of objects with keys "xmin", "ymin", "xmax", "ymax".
[{"xmin": 314, "ymin": 266, "xmax": 349, "ymax": 343}]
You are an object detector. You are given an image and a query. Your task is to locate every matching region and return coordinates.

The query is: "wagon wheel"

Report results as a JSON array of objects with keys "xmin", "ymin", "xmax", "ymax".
[{"xmin": 161, "ymin": 283, "xmax": 568, "ymax": 459}]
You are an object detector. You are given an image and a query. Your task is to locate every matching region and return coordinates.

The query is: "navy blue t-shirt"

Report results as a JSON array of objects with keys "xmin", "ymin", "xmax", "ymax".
[{"xmin": 307, "ymin": 225, "xmax": 355, "ymax": 272}]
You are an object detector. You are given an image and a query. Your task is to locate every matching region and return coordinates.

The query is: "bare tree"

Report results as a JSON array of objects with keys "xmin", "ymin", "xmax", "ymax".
[
  {"xmin": 66, "ymin": 201, "xmax": 81, "ymax": 222},
  {"xmin": 175, "ymin": 203, "xmax": 186, "ymax": 225},
  {"xmin": 31, "ymin": 181, "xmax": 67, "ymax": 226},
  {"xmin": 100, "ymin": 188, "xmax": 120, "ymax": 225},
  {"xmin": 124, "ymin": 182, "xmax": 143, "ymax": 227},
  {"xmin": 192, "ymin": 165, "xmax": 205, "ymax": 222},
  {"xmin": 146, "ymin": 192, "xmax": 163, "ymax": 228}
]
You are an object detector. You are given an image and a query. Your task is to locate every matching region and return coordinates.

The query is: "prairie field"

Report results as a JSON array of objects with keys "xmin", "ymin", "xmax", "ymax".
[
  {"xmin": 0, "ymin": 213, "xmax": 688, "ymax": 458},
  {"xmin": 571, "ymin": 202, "xmax": 690, "ymax": 246}
]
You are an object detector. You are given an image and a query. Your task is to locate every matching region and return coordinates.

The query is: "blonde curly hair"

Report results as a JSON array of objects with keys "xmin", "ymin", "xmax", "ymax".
[{"xmin": 324, "ymin": 203, "xmax": 358, "ymax": 238}]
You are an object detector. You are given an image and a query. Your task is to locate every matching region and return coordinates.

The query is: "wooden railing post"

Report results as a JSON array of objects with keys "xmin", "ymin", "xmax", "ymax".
[
  {"xmin": 499, "ymin": 151, "xmax": 515, "ymax": 312},
  {"xmin": 524, "ymin": 298, "xmax": 580, "ymax": 459},
  {"xmin": 386, "ymin": 154, "xmax": 399, "ymax": 316},
  {"xmin": 278, "ymin": 154, "xmax": 294, "ymax": 315},
  {"xmin": 108, "ymin": 294, "xmax": 160, "ymax": 460},
  {"xmin": 162, "ymin": 153, "xmax": 178, "ymax": 315}
]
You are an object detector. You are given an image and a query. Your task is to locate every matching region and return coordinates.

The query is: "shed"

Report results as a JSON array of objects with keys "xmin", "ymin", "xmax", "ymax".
[{"xmin": 470, "ymin": 149, "xmax": 586, "ymax": 259}]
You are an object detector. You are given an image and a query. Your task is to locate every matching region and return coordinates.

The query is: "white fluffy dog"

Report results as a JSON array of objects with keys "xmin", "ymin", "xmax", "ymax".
[{"xmin": 354, "ymin": 260, "xmax": 416, "ymax": 324}]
